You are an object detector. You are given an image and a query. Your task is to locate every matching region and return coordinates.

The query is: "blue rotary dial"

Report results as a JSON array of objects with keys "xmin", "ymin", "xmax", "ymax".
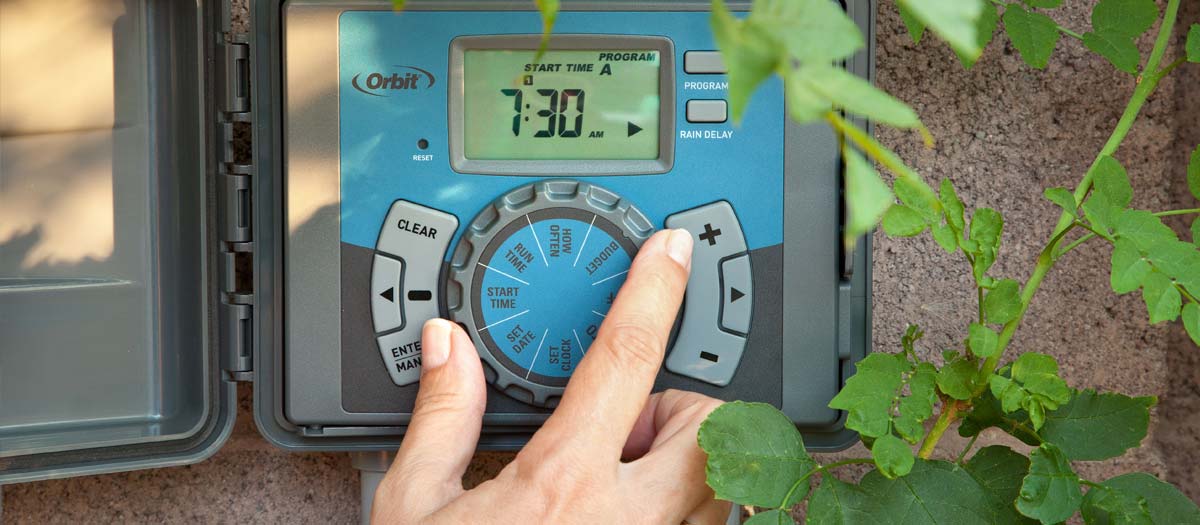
[
  {"xmin": 471, "ymin": 208, "xmax": 636, "ymax": 387},
  {"xmin": 449, "ymin": 180, "xmax": 653, "ymax": 406}
]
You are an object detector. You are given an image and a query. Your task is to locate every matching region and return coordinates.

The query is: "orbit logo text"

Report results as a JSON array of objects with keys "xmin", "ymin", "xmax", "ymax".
[{"xmin": 351, "ymin": 65, "xmax": 435, "ymax": 97}]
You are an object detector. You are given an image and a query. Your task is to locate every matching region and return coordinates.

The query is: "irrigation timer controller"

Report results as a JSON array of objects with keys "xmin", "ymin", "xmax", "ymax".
[
  {"xmin": 281, "ymin": 1, "xmax": 874, "ymax": 450},
  {"xmin": 0, "ymin": 0, "xmax": 876, "ymax": 484}
]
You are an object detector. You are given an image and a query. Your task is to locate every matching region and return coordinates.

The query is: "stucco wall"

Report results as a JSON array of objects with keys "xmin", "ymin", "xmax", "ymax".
[{"xmin": 4, "ymin": 1, "xmax": 1197, "ymax": 521}]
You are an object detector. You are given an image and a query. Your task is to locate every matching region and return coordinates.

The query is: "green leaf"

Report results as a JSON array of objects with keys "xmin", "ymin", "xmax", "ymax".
[
  {"xmin": 748, "ymin": 0, "xmax": 863, "ymax": 65},
  {"xmin": 859, "ymin": 460, "xmax": 999, "ymax": 523},
  {"xmin": 844, "ymin": 150, "xmax": 895, "ymax": 241},
  {"xmin": 807, "ymin": 475, "xmax": 877, "ymax": 524},
  {"xmin": 698, "ymin": 401, "xmax": 816, "ymax": 507},
  {"xmin": 991, "ymin": 353, "xmax": 1070, "ymax": 430},
  {"xmin": 828, "ymin": 354, "xmax": 936, "ymax": 442},
  {"xmin": 899, "ymin": 3, "xmax": 927, "ymax": 43},
  {"xmin": 984, "ymin": 279, "xmax": 1021, "ymax": 324},
  {"xmin": 1003, "ymin": 3, "xmax": 1061, "ymax": 69},
  {"xmin": 1082, "ymin": 485, "xmax": 1153, "ymax": 524},
  {"xmin": 1145, "ymin": 240, "xmax": 1200, "ymax": 288},
  {"xmin": 963, "ymin": 446, "xmax": 1038, "ymax": 525},
  {"xmin": 968, "ymin": 208, "xmax": 1004, "ymax": 281},
  {"xmin": 969, "ymin": 208, "xmax": 1004, "ymax": 252},
  {"xmin": 1022, "ymin": 0, "xmax": 1062, "ymax": 7},
  {"xmin": 1110, "ymin": 237, "xmax": 1151, "ymax": 294},
  {"xmin": 931, "ymin": 222, "xmax": 959, "ymax": 253},
  {"xmin": 901, "ymin": 324, "xmax": 924, "ymax": 355},
  {"xmin": 1192, "ymin": 217, "xmax": 1200, "ymax": 247},
  {"xmin": 1184, "ymin": 302, "xmax": 1200, "ymax": 346},
  {"xmin": 938, "ymin": 355, "xmax": 979, "ymax": 400},
  {"xmin": 1039, "ymin": 389, "xmax": 1154, "ymax": 461},
  {"xmin": 1043, "ymin": 187, "xmax": 1078, "ymax": 217},
  {"xmin": 968, "ymin": 322, "xmax": 1000, "ymax": 358},
  {"xmin": 712, "ymin": 1, "xmax": 780, "ymax": 122},
  {"xmin": 957, "ymin": 3, "xmax": 1001, "ymax": 69},
  {"xmin": 1141, "ymin": 272, "xmax": 1181, "ymax": 324},
  {"xmin": 784, "ymin": 70, "xmax": 832, "ymax": 123},
  {"xmin": 1018, "ymin": 444, "xmax": 1083, "ymax": 524},
  {"xmin": 1188, "ymin": 145, "xmax": 1200, "ymax": 201},
  {"xmin": 1115, "ymin": 210, "xmax": 1177, "ymax": 253},
  {"xmin": 533, "ymin": 0, "xmax": 559, "ymax": 62},
  {"xmin": 895, "ymin": 363, "xmax": 939, "ymax": 442},
  {"xmin": 895, "ymin": 176, "xmax": 941, "ymax": 221},
  {"xmin": 390, "ymin": 0, "xmax": 405, "ymax": 10},
  {"xmin": 958, "ymin": 389, "xmax": 1043, "ymax": 445},
  {"xmin": 1083, "ymin": 156, "xmax": 1133, "ymax": 234},
  {"xmin": 872, "ymin": 434, "xmax": 915, "ymax": 479},
  {"xmin": 1103, "ymin": 473, "xmax": 1200, "ymax": 523},
  {"xmin": 796, "ymin": 65, "xmax": 925, "ymax": 131},
  {"xmin": 1091, "ymin": 156, "xmax": 1133, "ymax": 207},
  {"xmin": 1083, "ymin": 30, "xmax": 1141, "ymax": 74},
  {"xmin": 1091, "ymin": 0, "xmax": 1158, "ymax": 38},
  {"xmin": 940, "ymin": 179, "xmax": 966, "ymax": 232},
  {"xmin": 883, "ymin": 205, "xmax": 928, "ymax": 237},
  {"xmin": 897, "ymin": 0, "xmax": 987, "ymax": 62},
  {"xmin": 1188, "ymin": 25, "xmax": 1200, "ymax": 63},
  {"xmin": 745, "ymin": 509, "xmax": 795, "ymax": 525}
]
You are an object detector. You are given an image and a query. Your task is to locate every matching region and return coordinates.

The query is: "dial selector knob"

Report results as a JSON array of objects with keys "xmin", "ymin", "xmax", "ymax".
[{"xmin": 448, "ymin": 180, "xmax": 654, "ymax": 407}]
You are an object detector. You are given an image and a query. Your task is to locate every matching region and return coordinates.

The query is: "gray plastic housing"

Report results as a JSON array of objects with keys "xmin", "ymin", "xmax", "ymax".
[
  {"xmin": 251, "ymin": 0, "xmax": 875, "ymax": 452},
  {"xmin": 0, "ymin": 0, "xmax": 240, "ymax": 483}
]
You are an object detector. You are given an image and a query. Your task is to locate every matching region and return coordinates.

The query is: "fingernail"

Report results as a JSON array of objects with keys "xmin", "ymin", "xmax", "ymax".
[
  {"xmin": 421, "ymin": 319, "xmax": 453, "ymax": 372},
  {"xmin": 666, "ymin": 228, "xmax": 694, "ymax": 269}
]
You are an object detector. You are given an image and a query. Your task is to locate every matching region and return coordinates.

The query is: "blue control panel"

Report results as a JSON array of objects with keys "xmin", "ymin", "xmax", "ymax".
[{"xmin": 339, "ymin": 10, "xmax": 785, "ymax": 407}]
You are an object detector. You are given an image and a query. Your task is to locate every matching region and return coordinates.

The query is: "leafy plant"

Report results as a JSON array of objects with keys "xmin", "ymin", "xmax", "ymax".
[{"xmin": 693, "ymin": 0, "xmax": 1200, "ymax": 523}]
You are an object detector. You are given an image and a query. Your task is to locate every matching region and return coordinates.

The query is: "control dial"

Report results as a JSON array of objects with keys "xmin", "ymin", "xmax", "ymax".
[{"xmin": 448, "ymin": 180, "xmax": 654, "ymax": 407}]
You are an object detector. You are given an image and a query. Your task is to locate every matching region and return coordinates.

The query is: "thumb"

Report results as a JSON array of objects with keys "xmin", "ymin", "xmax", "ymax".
[{"xmin": 376, "ymin": 319, "xmax": 486, "ymax": 522}]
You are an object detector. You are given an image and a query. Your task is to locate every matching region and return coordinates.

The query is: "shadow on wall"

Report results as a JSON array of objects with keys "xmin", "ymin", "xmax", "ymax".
[{"xmin": 0, "ymin": 0, "xmax": 150, "ymax": 278}]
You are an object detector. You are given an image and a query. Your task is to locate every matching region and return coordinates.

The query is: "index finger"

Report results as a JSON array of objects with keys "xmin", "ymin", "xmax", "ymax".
[{"xmin": 534, "ymin": 228, "xmax": 693, "ymax": 456}]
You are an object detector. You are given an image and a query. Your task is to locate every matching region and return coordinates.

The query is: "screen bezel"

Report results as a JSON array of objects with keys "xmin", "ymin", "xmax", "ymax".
[{"xmin": 448, "ymin": 34, "xmax": 676, "ymax": 176}]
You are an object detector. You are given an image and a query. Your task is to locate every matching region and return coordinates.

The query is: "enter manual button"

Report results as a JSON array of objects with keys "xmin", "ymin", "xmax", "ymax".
[{"xmin": 719, "ymin": 254, "xmax": 752, "ymax": 335}]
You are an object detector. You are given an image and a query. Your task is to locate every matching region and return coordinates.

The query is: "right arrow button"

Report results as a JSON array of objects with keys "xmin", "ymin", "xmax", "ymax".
[
  {"xmin": 627, "ymin": 122, "xmax": 642, "ymax": 137},
  {"xmin": 719, "ymin": 254, "xmax": 752, "ymax": 335}
]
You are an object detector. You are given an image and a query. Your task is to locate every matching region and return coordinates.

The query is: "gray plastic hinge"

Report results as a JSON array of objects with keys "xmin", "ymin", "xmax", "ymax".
[
  {"xmin": 219, "ymin": 301, "xmax": 253, "ymax": 378},
  {"xmin": 217, "ymin": 40, "xmax": 250, "ymax": 115}
]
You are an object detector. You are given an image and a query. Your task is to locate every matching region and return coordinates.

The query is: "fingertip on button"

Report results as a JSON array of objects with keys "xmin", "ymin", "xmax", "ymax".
[
  {"xmin": 421, "ymin": 318, "xmax": 454, "ymax": 371},
  {"xmin": 666, "ymin": 228, "xmax": 694, "ymax": 270}
]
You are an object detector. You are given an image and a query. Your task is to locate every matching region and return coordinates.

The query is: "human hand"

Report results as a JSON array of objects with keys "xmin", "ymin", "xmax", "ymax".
[{"xmin": 372, "ymin": 228, "xmax": 731, "ymax": 524}]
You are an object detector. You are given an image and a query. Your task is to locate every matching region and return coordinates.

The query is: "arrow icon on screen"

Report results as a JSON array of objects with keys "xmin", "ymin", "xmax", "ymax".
[{"xmin": 627, "ymin": 122, "xmax": 643, "ymax": 137}]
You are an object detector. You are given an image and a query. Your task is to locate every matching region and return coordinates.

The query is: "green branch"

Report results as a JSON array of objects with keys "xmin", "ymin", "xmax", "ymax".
[
  {"xmin": 917, "ymin": 0, "xmax": 1184, "ymax": 457},
  {"xmin": 978, "ymin": 0, "xmax": 1181, "ymax": 379},
  {"xmin": 956, "ymin": 434, "xmax": 980, "ymax": 464}
]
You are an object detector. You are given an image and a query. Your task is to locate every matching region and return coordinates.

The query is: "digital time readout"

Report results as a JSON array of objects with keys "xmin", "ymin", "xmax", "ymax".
[{"xmin": 462, "ymin": 49, "xmax": 661, "ymax": 160}]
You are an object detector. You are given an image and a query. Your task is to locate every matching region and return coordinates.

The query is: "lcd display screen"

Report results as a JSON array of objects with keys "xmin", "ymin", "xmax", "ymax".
[{"xmin": 462, "ymin": 49, "xmax": 661, "ymax": 160}]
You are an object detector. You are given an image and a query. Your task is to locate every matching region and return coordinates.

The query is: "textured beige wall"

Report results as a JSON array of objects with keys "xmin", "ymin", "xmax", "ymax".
[{"xmin": 4, "ymin": 1, "xmax": 1198, "ymax": 522}]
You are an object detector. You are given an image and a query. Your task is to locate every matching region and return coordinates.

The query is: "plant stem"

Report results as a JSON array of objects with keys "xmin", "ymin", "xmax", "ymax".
[
  {"xmin": 918, "ymin": 399, "xmax": 959, "ymax": 459},
  {"xmin": 979, "ymin": 0, "xmax": 1181, "ymax": 377},
  {"xmin": 1154, "ymin": 207, "xmax": 1200, "ymax": 217},
  {"xmin": 777, "ymin": 458, "xmax": 875, "ymax": 509},
  {"xmin": 1055, "ymin": 208, "xmax": 1198, "ymax": 258},
  {"xmin": 956, "ymin": 434, "xmax": 980, "ymax": 464},
  {"xmin": 1056, "ymin": 232, "xmax": 1096, "ymax": 259},
  {"xmin": 826, "ymin": 112, "xmax": 932, "ymax": 190},
  {"xmin": 916, "ymin": 0, "xmax": 1183, "ymax": 457}
]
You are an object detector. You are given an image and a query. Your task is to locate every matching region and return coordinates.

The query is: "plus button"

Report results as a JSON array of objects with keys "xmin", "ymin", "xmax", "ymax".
[{"xmin": 698, "ymin": 223, "xmax": 723, "ymax": 246}]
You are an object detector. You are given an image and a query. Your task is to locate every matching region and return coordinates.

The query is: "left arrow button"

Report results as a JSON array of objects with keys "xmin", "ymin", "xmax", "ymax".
[{"xmin": 371, "ymin": 255, "xmax": 404, "ymax": 332}]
